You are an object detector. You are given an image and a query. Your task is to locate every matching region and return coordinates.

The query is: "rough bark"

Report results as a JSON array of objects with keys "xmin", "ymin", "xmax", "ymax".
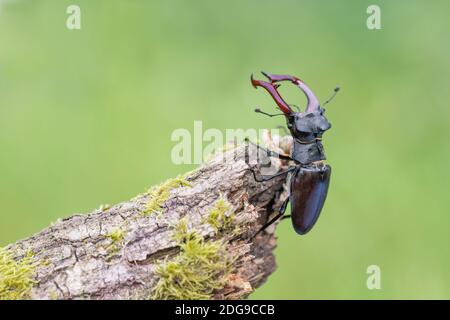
[{"xmin": 5, "ymin": 134, "xmax": 293, "ymax": 300}]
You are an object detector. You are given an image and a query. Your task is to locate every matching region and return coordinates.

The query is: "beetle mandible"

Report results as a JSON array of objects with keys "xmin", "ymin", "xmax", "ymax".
[{"xmin": 247, "ymin": 71, "xmax": 339, "ymax": 236}]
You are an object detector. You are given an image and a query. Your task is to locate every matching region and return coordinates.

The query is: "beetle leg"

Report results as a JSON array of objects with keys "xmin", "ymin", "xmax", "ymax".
[
  {"xmin": 248, "ymin": 166, "xmax": 295, "ymax": 183},
  {"xmin": 244, "ymin": 138, "xmax": 294, "ymax": 182},
  {"xmin": 251, "ymin": 197, "xmax": 290, "ymax": 239},
  {"xmin": 249, "ymin": 168, "xmax": 294, "ymax": 183},
  {"xmin": 245, "ymin": 138, "xmax": 293, "ymax": 161}
]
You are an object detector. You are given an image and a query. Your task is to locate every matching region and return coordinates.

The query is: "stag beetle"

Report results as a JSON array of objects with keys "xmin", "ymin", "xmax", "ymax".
[{"xmin": 247, "ymin": 71, "xmax": 339, "ymax": 236}]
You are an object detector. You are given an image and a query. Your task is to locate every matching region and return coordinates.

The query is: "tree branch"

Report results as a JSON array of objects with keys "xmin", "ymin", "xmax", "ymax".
[{"xmin": 4, "ymin": 134, "xmax": 293, "ymax": 300}]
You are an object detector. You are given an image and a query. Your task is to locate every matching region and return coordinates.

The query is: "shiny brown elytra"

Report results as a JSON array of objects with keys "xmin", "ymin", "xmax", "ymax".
[{"xmin": 290, "ymin": 164, "xmax": 331, "ymax": 234}]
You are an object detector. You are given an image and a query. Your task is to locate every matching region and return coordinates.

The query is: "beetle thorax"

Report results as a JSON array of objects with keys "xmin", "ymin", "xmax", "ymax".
[{"xmin": 287, "ymin": 111, "xmax": 331, "ymax": 165}]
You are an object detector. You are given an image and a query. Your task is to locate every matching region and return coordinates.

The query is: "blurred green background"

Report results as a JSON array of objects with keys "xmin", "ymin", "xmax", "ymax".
[{"xmin": 1, "ymin": 0, "xmax": 450, "ymax": 299}]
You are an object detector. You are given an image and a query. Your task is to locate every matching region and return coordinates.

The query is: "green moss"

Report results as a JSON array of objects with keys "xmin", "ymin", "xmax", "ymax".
[
  {"xmin": 172, "ymin": 218, "xmax": 190, "ymax": 243},
  {"xmin": 49, "ymin": 291, "xmax": 59, "ymax": 300},
  {"xmin": 107, "ymin": 229, "xmax": 124, "ymax": 243},
  {"xmin": 106, "ymin": 229, "xmax": 125, "ymax": 260},
  {"xmin": 144, "ymin": 176, "xmax": 191, "ymax": 215},
  {"xmin": 40, "ymin": 259, "xmax": 51, "ymax": 267},
  {"xmin": 151, "ymin": 220, "xmax": 232, "ymax": 300},
  {"xmin": 206, "ymin": 198, "xmax": 235, "ymax": 233},
  {"xmin": 0, "ymin": 248, "xmax": 36, "ymax": 300},
  {"xmin": 98, "ymin": 204, "xmax": 111, "ymax": 211}
]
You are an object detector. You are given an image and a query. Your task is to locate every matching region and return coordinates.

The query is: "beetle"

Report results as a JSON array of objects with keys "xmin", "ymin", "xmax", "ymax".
[{"xmin": 247, "ymin": 71, "xmax": 339, "ymax": 236}]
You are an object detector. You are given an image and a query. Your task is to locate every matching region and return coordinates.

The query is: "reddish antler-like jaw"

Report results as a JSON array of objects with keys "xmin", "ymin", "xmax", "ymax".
[
  {"xmin": 250, "ymin": 74, "xmax": 293, "ymax": 115},
  {"xmin": 261, "ymin": 71, "xmax": 320, "ymax": 113},
  {"xmin": 261, "ymin": 71, "xmax": 300, "ymax": 84}
]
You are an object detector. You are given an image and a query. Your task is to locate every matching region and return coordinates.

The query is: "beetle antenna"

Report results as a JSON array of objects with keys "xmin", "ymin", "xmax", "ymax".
[
  {"xmin": 254, "ymin": 107, "xmax": 285, "ymax": 117},
  {"xmin": 322, "ymin": 86, "xmax": 340, "ymax": 107}
]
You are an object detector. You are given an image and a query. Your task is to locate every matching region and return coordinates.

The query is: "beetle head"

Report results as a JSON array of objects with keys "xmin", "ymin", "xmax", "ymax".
[
  {"xmin": 251, "ymin": 72, "xmax": 339, "ymax": 164},
  {"xmin": 285, "ymin": 107, "xmax": 332, "ymax": 164},
  {"xmin": 288, "ymin": 108, "xmax": 331, "ymax": 138}
]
